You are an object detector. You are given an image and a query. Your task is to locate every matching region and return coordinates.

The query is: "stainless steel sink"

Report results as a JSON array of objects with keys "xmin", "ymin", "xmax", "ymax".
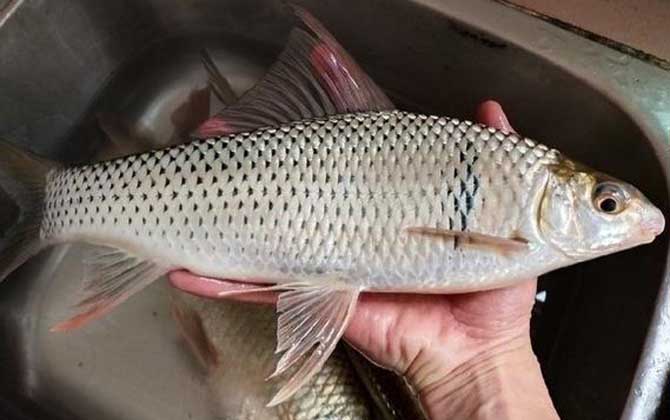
[{"xmin": 1, "ymin": 1, "xmax": 668, "ymax": 419}]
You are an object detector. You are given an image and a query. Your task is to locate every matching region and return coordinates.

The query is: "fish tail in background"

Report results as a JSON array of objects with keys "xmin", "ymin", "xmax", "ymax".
[
  {"xmin": 200, "ymin": 49, "xmax": 238, "ymax": 106},
  {"xmin": 192, "ymin": 49, "xmax": 240, "ymax": 137},
  {"xmin": 345, "ymin": 346, "xmax": 429, "ymax": 420},
  {"xmin": 171, "ymin": 296, "xmax": 219, "ymax": 370},
  {"xmin": 0, "ymin": 140, "xmax": 57, "ymax": 281}
]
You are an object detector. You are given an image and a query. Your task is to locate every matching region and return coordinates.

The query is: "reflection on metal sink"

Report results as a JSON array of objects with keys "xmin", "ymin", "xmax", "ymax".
[{"xmin": 0, "ymin": 1, "xmax": 668, "ymax": 419}]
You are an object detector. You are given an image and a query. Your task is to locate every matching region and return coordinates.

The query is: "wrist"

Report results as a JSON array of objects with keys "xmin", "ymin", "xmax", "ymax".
[{"xmin": 415, "ymin": 337, "xmax": 559, "ymax": 420}]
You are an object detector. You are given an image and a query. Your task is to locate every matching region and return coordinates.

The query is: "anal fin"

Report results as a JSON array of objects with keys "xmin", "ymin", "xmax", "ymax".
[
  {"xmin": 51, "ymin": 246, "xmax": 168, "ymax": 332},
  {"xmin": 267, "ymin": 281, "xmax": 360, "ymax": 406}
]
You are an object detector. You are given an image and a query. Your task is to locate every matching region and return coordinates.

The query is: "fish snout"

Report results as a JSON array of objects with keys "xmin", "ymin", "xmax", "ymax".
[{"xmin": 640, "ymin": 207, "xmax": 666, "ymax": 238}]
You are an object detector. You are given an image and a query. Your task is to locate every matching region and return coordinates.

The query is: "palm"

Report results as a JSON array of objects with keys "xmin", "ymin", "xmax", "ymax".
[{"xmin": 343, "ymin": 279, "xmax": 536, "ymax": 387}]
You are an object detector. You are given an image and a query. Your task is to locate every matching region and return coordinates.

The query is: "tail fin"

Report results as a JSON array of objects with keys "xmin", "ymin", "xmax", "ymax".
[{"xmin": 0, "ymin": 140, "xmax": 57, "ymax": 281}]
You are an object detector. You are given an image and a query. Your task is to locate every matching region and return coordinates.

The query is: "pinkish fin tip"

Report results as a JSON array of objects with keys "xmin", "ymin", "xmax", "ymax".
[
  {"xmin": 195, "ymin": 117, "xmax": 233, "ymax": 138},
  {"xmin": 50, "ymin": 303, "xmax": 113, "ymax": 332}
]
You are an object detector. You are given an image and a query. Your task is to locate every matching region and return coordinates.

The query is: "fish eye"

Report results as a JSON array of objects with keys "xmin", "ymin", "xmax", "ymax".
[{"xmin": 593, "ymin": 182, "xmax": 627, "ymax": 214}]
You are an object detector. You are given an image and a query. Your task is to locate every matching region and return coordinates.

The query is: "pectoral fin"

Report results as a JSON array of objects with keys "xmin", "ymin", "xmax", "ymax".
[
  {"xmin": 267, "ymin": 281, "xmax": 360, "ymax": 406},
  {"xmin": 406, "ymin": 227, "xmax": 528, "ymax": 255}
]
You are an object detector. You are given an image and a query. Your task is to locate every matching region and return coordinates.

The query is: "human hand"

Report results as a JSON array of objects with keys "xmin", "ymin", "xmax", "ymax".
[{"xmin": 169, "ymin": 100, "xmax": 559, "ymax": 419}]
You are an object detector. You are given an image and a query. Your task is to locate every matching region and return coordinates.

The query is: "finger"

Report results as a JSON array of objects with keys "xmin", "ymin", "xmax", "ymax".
[
  {"xmin": 168, "ymin": 270, "xmax": 277, "ymax": 305},
  {"xmin": 475, "ymin": 100, "xmax": 516, "ymax": 133}
]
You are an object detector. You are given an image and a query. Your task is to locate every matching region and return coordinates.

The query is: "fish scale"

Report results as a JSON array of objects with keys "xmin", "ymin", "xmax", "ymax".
[{"xmin": 41, "ymin": 110, "xmax": 558, "ymax": 291}]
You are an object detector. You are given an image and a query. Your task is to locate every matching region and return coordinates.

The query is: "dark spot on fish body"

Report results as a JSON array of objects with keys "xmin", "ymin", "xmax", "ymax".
[
  {"xmin": 459, "ymin": 180, "xmax": 467, "ymax": 196},
  {"xmin": 465, "ymin": 194, "xmax": 474, "ymax": 214},
  {"xmin": 460, "ymin": 212, "xmax": 468, "ymax": 231}
]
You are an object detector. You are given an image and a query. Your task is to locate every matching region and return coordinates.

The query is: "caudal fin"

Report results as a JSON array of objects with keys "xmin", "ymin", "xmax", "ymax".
[{"xmin": 0, "ymin": 140, "xmax": 57, "ymax": 281}]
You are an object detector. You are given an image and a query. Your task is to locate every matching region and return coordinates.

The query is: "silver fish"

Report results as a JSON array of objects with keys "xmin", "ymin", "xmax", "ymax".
[
  {"xmin": 171, "ymin": 292, "xmax": 374, "ymax": 420},
  {"xmin": 0, "ymin": 6, "xmax": 664, "ymax": 405}
]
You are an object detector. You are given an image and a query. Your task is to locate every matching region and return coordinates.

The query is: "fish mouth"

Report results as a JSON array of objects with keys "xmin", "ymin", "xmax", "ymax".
[{"xmin": 639, "ymin": 233, "xmax": 659, "ymax": 245}]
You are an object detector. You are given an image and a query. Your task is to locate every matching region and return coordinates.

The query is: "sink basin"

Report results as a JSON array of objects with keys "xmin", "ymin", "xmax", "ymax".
[{"xmin": 1, "ymin": 0, "xmax": 668, "ymax": 419}]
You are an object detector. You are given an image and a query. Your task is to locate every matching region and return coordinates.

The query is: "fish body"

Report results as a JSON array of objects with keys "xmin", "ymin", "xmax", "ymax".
[
  {"xmin": 0, "ymin": 5, "xmax": 664, "ymax": 405},
  {"xmin": 171, "ymin": 292, "xmax": 373, "ymax": 420},
  {"xmin": 42, "ymin": 110, "xmax": 562, "ymax": 293}
]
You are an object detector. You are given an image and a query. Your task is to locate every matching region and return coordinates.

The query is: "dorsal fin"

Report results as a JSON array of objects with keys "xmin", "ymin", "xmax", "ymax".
[
  {"xmin": 194, "ymin": 6, "xmax": 393, "ymax": 138},
  {"xmin": 291, "ymin": 5, "xmax": 391, "ymax": 111}
]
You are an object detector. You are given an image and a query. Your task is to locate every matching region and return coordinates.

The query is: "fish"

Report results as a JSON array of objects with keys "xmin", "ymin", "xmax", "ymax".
[
  {"xmin": 343, "ymin": 347, "xmax": 429, "ymax": 420},
  {"xmin": 171, "ymin": 291, "xmax": 375, "ymax": 420},
  {"xmin": 0, "ymin": 5, "xmax": 664, "ymax": 406}
]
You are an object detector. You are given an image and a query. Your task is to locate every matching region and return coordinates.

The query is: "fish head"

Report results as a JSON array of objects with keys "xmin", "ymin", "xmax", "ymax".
[{"xmin": 538, "ymin": 160, "xmax": 665, "ymax": 260}]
